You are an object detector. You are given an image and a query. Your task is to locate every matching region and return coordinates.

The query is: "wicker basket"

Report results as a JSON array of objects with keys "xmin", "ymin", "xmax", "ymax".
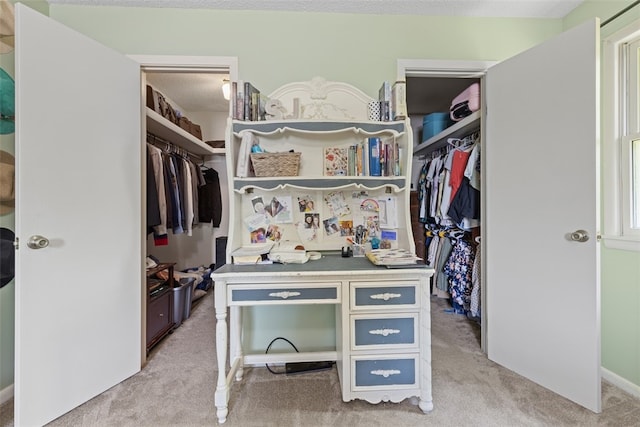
[{"xmin": 250, "ymin": 152, "xmax": 301, "ymax": 177}]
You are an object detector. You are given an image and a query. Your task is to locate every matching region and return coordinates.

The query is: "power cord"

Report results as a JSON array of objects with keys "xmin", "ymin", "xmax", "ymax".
[{"xmin": 265, "ymin": 336, "xmax": 299, "ymax": 374}]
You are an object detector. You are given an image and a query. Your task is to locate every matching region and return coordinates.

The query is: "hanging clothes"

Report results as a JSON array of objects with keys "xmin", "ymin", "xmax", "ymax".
[
  {"xmin": 164, "ymin": 153, "xmax": 184, "ymax": 234},
  {"xmin": 146, "ymin": 146, "xmax": 161, "ymax": 235},
  {"xmin": 448, "ymin": 146, "xmax": 472, "ymax": 202},
  {"xmin": 470, "ymin": 241, "xmax": 481, "ymax": 318},
  {"xmin": 147, "ymin": 144, "xmax": 169, "ymax": 245},
  {"xmin": 179, "ymin": 156, "xmax": 194, "ymax": 236},
  {"xmin": 199, "ymin": 168, "xmax": 223, "ymax": 227},
  {"xmin": 443, "ymin": 237, "xmax": 475, "ymax": 314},
  {"xmin": 434, "ymin": 233, "xmax": 454, "ymax": 296}
]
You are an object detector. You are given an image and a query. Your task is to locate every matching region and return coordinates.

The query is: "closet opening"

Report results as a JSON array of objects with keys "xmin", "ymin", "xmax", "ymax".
[
  {"xmin": 402, "ymin": 66, "xmax": 487, "ymax": 352},
  {"xmin": 132, "ymin": 55, "xmax": 237, "ymax": 363}
]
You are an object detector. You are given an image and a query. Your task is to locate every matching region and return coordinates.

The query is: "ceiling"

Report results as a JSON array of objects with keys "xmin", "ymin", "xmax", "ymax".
[
  {"xmin": 69, "ymin": 0, "xmax": 584, "ymax": 114},
  {"xmin": 145, "ymin": 71, "xmax": 230, "ymax": 114}
]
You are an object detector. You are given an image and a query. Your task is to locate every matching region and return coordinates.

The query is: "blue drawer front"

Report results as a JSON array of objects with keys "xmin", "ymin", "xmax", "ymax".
[
  {"xmin": 354, "ymin": 286, "xmax": 415, "ymax": 306},
  {"xmin": 354, "ymin": 317, "xmax": 415, "ymax": 346},
  {"xmin": 231, "ymin": 287, "xmax": 337, "ymax": 302},
  {"xmin": 355, "ymin": 358, "xmax": 416, "ymax": 387}
]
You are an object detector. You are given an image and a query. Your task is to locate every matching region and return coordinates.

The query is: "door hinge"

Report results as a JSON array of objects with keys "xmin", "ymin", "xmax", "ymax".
[{"xmin": 13, "ymin": 237, "xmax": 19, "ymax": 250}]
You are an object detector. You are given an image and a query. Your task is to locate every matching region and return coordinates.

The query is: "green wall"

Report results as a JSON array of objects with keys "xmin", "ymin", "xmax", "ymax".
[
  {"xmin": 1, "ymin": 0, "xmax": 638, "ymax": 399},
  {"xmin": 48, "ymin": 5, "xmax": 561, "ymax": 99}
]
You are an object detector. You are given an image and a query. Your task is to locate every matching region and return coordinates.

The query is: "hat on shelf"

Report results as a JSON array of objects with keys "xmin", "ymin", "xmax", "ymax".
[
  {"xmin": 0, "ymin": 227, "xmax": 15, "ymax": 288},
  {"xmin": 0, "ymin": 0, "xmax": 15, "ymax": 54},
  {"xmin": 0, "ymin": 67, "xmax": 15, "ymax": 134},
  {"xmin": 0, "ymin": 149, "xmax": 15, "ymax": 215}
]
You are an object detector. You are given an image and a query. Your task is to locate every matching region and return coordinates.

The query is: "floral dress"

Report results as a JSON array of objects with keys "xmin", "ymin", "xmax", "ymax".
[{"xmin": 443, "ymin": 238, "xmax": 475, "ymax": 314}]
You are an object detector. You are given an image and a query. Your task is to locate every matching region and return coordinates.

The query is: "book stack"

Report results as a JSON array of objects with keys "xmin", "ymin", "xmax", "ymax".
[
  {"xmin": 324, "ymin": 137, "xmax": 401, "ymax": 177},
  {"xmin": 365, "ymin": 248, "xmax": 423, "ymax": 266},
  {"xmin": 232, "ymin": 81, "xmax": 266, "ymax": 121}
]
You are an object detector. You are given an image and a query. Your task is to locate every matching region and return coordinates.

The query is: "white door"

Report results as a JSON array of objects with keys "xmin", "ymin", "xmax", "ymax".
[
  {"xmin": 485, "ymin": 19, "xmax": 601, "ymax": 411},
  {"xmin": 14, "ymin": 5, "xmax": 142, "ymax": 426}
]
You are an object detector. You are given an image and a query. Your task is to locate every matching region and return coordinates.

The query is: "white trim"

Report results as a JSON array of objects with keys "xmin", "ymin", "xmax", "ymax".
[
  {"xmin": 602, "ymin": 21, "xmax": 640, "ymax": 250},
  {"xmin": 602, "ymin": 367, "xmax": 640, "ymax": 399},
  {"xmin": 127, "ymin": 54, "xmax": 238, "ymax": 80},
  {"xmin": 602, "ymin": 235, "xmax": 640, "ymax": 251},
  {"xmin": 396, "ymin": 59, "xmax": 496, "ymax": 80},
  {"xmin": 0, "ymin": 383, "xmax": 13, "ymax": 405}
]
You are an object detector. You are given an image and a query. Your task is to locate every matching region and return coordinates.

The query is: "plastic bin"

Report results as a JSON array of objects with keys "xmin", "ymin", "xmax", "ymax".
[
  {"xmin": 172, "ymin": 281, "xmax": 190, "ymax": 327},
  {"xmin": 181, "ymin": 278, "xmax": 195, "ymax": 320},
  {"xmin": 422, "ymin": 112, "xmax": 452, "ymax": 141}
]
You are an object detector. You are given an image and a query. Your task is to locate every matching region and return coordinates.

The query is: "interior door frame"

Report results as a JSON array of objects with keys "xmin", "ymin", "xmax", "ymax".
[
  {"xmin": 396, "ymin": 59, "xmax": 494, "ymax": 352},
  {"xmin": 128, "ymin": 54, "xmax": 238, "ymax": 364}
]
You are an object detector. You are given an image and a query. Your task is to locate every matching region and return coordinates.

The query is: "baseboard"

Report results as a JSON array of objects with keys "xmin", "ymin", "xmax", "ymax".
[
  {"xmin": 602, "ymin": 367, "xmax": 640, "ymax": 399},
  {"xmin": 0, "ymin": 383, "xmax": 13, "ymax": 405}
]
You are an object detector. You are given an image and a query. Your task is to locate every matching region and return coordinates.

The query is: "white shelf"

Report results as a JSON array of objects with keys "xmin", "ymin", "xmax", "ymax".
[
  {"xmin": 412, "ymin": 111, "xmax": 480, "ymax": 157},
  {"xmin": 233, "ymin": 176, "xmax": 407, "ymax": 192},
  {"xmin": 146, "ymin": 108, "xmax": 224, "ymax": 156},
  {"xmin": 233, "ymin": 120, "xmax": 406, "ymax": 137}
]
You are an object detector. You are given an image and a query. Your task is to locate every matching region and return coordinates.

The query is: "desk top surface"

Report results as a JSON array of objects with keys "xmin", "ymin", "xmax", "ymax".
[{"xmin": 211, "ymin": 253, "xmax": 434, "ymax": 278}]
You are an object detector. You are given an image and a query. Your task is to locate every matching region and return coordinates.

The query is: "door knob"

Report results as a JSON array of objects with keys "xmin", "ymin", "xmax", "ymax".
[
  {"xmin": 27, "ymin": 235, "xmax": 49, "ymax": 249},
  {"xmin": 570, "ymin": 229, "xmax": 589, "ymax": 242}
]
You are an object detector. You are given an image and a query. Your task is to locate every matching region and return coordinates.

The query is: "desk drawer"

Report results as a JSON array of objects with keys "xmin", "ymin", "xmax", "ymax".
[
  {"xmin": 352, "ymin": 355, "xmax": 419, "ymax": 390},
  {"xmin": 351, "ymin": 314, "xmax": 418, "ymax": 350},
  {"xmin": 350, "ymin": 281, "xmax": 419, "ymax": 311},
  {"xmin": 229, "ymin": 282, "xmax": 340, "ymax": 305}
]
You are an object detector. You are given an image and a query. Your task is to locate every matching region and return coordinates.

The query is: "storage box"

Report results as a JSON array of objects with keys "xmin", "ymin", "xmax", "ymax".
[
  {"xmin": 422, "ymin": 112, "xmax": 452, "ymax": 142},
  {"xmin": 250, "ymin": 152, "xmax": 301, "ymax": 177},
  {"xmin": 172, "ymin": 281, "xmax": 190, "ymax": 327},
  {"xmin": 181, "ymin": 278, "xmax": 195, "ymax": 320},
  {"xmin": 190, "ymin": 123, "xmax": 203, "ymax": 140}
]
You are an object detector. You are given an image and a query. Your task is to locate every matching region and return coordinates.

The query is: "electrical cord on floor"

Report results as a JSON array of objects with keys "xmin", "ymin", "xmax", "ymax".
[{"xmin": 265, "ymin": 336, "xmax": 299, "ymax": 374}]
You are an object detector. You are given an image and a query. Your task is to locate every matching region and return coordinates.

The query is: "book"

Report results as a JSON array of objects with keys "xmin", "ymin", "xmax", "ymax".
[
  {"xmin": 324, "ymin": 147, "xmax": 349, "ymax": 176},
  {"xmin": 391, "ymin": 81, "xmax": 407, "ymax": 120},
  {"xmin": 368, "ymin": 137, "xmax": 381, "ymax": 177},
  {"xmin": 243, "ymin": 81, "xmax": 260, "ymax": 121},
  {"xmin": 235, "ymin": 79, "xmax": 244, "ymax": 121},
  {"xmin": 236, "ymin": 132, "xmax": 257, "ymax": 177},
  {"xmin": 378, "ymin": 81, "xmax": 391, "ymax": 121},
  {"xmin": 348, "ymin": 145, "xmax": 357, "ymax": 176}
]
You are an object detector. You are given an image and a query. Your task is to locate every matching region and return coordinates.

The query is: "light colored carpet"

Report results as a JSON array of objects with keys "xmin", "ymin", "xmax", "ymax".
[{"xmin": 2, "ymin": 290, "xmax": 640, "ymax": 426}]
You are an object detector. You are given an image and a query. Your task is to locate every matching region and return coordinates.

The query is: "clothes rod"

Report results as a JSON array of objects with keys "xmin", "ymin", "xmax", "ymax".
[{"xmin": 146, "ymin": 132, "xmax": 204, "ymax": 164}]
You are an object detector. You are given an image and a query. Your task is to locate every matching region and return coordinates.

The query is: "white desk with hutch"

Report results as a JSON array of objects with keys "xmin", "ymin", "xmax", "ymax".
[{"xmin": 211, "ymin": 77, "xmax": 435, "ymax": 424}]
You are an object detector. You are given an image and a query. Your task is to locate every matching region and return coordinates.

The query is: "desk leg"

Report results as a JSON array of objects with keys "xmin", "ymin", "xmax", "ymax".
[
  {"xmin": 419, "ymin": 276, "xmax": 434, "ymax": 413},
  {"xmin": 214, "ymin": 281, "xmax": 229, "ymax": 424},
  {"xmin": 230, "ymin": 305, "xmax": 244, "ymax": 381}
]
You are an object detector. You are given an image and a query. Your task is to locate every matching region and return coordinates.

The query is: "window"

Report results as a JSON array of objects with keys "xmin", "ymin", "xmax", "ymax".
[{"xmin": 603, "ymin": 21, "xmax": 640, "ymax": 251}]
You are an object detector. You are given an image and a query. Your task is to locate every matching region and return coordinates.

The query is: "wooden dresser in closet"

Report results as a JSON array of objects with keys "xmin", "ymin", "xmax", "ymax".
[{"xmin": 146, "ymin": 262, "xmax": 175, "ymax": 353}]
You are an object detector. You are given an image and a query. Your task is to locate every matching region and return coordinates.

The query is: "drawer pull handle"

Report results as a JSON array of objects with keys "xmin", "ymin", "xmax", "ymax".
[
  {"xmin": 370, "ymin": 369, "xmax": 401, "ymax": 378},
  {"xmin": 370, "ymin": 292, "xmax": 401, "ymax": 301},
  {"xmin": 369, "ymin": 328, "xmax": 400, "ymax": 337},
  {"xmin": 268, "ymin": 291, "xmax": 301, "ymax": 299}
]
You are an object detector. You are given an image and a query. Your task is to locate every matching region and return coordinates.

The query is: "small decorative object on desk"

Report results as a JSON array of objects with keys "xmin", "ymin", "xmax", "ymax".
[
  {"xmin": 365, "ymin": 248, "xmax": 423, "ymax": 266},
  {"xmin": 250, "ymin": 152, "xmax": 301, "ymax": 177}
]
